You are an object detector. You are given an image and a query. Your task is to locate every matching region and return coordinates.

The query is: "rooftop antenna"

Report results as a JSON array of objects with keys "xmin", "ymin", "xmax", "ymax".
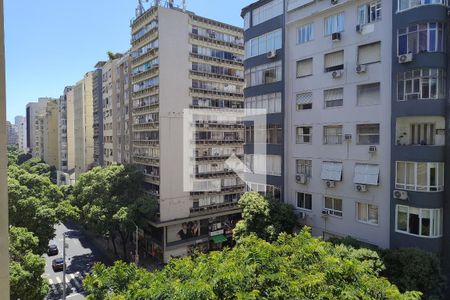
[
  {"xmin": 136, "ymin": 0, "xmax": 145, "ymax": 17},
  {"xmin": 182, "ymin": 0, "xmax": 186, "ymax": 11}
]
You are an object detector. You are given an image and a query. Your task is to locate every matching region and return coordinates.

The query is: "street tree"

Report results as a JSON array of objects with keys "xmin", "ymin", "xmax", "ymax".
[
  {"xmin": 83, "ymin": 229, "xmax": 421, "ymax": 300},
  {"xmin": 72, "ymin": 164, "xmax": 157, "ymax": 260},
  {"xmin": 9, "ymin": 226, "xmax": 49, "ymax": 300}
]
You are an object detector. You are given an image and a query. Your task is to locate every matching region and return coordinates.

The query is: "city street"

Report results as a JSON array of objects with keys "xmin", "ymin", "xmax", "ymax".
[{"xmin": 43, "ymin": 221, "xmax": 113, "ymax": 300}]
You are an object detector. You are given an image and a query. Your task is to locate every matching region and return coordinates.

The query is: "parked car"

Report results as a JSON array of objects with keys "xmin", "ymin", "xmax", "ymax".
[
  {"xmin": 47, "ymin": 244, "xmax": 58, "ymax": 256},
  {"xmin": 52, "ymin": 258, "xmax": 65, "ymax": 272}
]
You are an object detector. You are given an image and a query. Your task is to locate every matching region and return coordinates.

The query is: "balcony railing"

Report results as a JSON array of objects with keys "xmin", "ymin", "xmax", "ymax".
[{"xmin": 190, "ymin": 201, "xmax": 240, "ymax": 216}]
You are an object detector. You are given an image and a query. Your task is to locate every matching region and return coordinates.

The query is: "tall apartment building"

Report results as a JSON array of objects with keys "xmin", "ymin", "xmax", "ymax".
[
  {"xmin": 241, "ymin": 0, "xmax": 285, "ymax": 201},
  {"xmin": 101, "ymin": 52, "xmax": 132, "ymax": 165},
  {"xmin": 72, "ymin": 72, "xmax": 95, "ymax": 178},
  {"xmin": 130, "ymin": 2, "xmax": 244, "ymax": 261},
  {"xmin": 14, "ymin": 116, "xmax": 26, "ymax": 150},
  {"xmin": 42, "ymin": 99, "xmax": 58, "ymax": 167},
  {"xmin": 242, "ymin": 0, "xmax": 449, "ymax": 257},
  {"xmin": 92, "ymin": 67, "xmax": 104, "ymax": 167},
  {"xmin": 26, "ymin": 98, "xmax": 52, "ymax": 157},
  {"xmin": 6, "ymin": 121, "xmax": 17, "ymax": 145}
]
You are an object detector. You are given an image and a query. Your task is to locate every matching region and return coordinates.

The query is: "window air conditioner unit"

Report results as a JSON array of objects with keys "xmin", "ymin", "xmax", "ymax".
[
  {"xmin": 331, "ymin": 0, "xmax": 338, "ymax": 4},
  {"xmin": 344, "ymin": 134, "xmax": 352, "ymax": 141},
  {"xmin": 368, "ymin": 146, "xmax": 377, "ymax": 153},
  {"xmin": 321, "ymin": 209, "xmax": 330, "ymax": 216},
  {"xmin": 398, "ymin": 53, "xmax": 413, "ymax": 64},
  {"xmin": 356, "ymin": 184, "xmax": 368, "ymax": 192},
  {"xmin": 296, "ymin": 173, "xmax": 307, "ymax": 184},
  {"xmin": 332, "ymin": 32, "xmax": 341, "ymax": 41},
  {"xmin": 356, "ymin": 24, "xmax": 363, "ymax": 33},
  {"xmin": 356, "ymin": 64, "xmax": 367, "ymax": 73},
  {"xmin": 332, "ymin": 70, "xmax": 343, "ymax": 79},
  {"xmin": 393, "ymin": 190, "xmax": 408, "ymax": 200},
  {"xmin": 326, "ymin": 180, "xmax": 335, "ymax": 188},
  {"xmin": 267, "ymin": 50, "xmax": 277, "ymax": 59}
]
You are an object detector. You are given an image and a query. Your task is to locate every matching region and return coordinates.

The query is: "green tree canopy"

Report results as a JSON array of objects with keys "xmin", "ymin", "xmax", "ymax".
[
  {"xmin": 84, "ymin": 229, "xmax": 421, "ymax": 300},
  {"xmin": 233, "ymin": 192, "xmax": 296, "ymax": 242},
  {"xmin": 9, "ymin": 226, "xmax": 48, "ymax": 300},
  {"xmin": 72, "ymin": 164, "xmax": 157, "ymax": 259}
]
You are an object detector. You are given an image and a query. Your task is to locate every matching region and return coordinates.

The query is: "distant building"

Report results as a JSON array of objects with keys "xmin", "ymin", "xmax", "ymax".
[
  {"xmin": 6, "ymin": 121, "xmax": 17, "ymax": 146},
  {"xmin": 26, "ymin": 98, "xmax": 55, "ymax": 158},
  {"xmin": 92, "ymin": 65, "xmax": 104, "ymax": 167},
  {"xmin": 14, "ymin": 116, "xmax": 26, "ymax": 151}
]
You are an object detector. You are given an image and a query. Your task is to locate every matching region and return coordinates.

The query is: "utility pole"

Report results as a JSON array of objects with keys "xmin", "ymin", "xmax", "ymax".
[
  {"xmin": 135, "ymin": 225, "xmax": 139, "ymax": 265},
  {"xmin": 62, "ymin": 233, "xmax": 67, "ymax": 300}
]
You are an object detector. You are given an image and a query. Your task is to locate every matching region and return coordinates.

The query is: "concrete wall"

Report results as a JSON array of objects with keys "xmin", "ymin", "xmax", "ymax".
[
  {"xmin": 285, "ymin": 0, "xmax": 392, "ymax": 248},
  {"xmin": 158, "ymin": 6, "xmax": 191, "ymax": 222},
  {"xmin": 0, "ymin": 0, "xmax": 9, "ymax": 296}
]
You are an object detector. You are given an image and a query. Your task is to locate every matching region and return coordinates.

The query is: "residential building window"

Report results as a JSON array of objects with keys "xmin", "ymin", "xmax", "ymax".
[
  {"xmin": 252, "ymin": 0, "xmax": 283, "ymax": 26},
  {"xmin": 245, "ymin": 29, "xmax": 282, "ymax": 58},
  {"xmin": 354, "ymin": 164, "xmax": 380, "ymax": 185},
  {"xmin": 396, "ymin": 205, "xmax": 443, "ymax": 238},
  {"xmin": 296, "ymin": 126, "xmax": 312, "ymax": 144},
  {"xmin": 296, "ymin": 58, "xmax": 313, "ymax": 78},
  {"xmin": 357, "ymin": 83, "xmax": 380, "ymax": 106},
  {"xmin": 357, "ymin": 203, "xmax": 379, "ymax": 225},
  {"xmin": 398, "ymin": 23, "xmax": 445, "ymax": 55},
  {"xmin": 324, "ymin": 51, "xmax": 344, "ymax": 72},
  {"xmin": 323, "ymin": 125, "xmax": 343, "ymax": 145},
  {"xmin": 246, "ymin": 182, "xmax": 281, "ymax": 200},
  {"xmin": 296, "ymin": 159, "xmax": 312, "ymax": 177},
  {"xmin": 357, "ymin": 1, "xmax": 382, "ymax": 25},
  {"xmin": 397, "ymin": 68, "xmax": 446, "ymax": 101},
  {"xmin": 244, "ymin": 154, "xmax": 282, "ymax": 176},
  {"xmin": 244, "ymin": 12, "xmax": 250, "ymax": 30},
  {"xmin": 410, "ymin": 123, "xmax": 435, "ymax": 145},
  {"xmin": 395, "ymin": 161, "xmax": 445, "ymax": 192},
  {"xmin": 324, "ymin": 12, "xmax": 344, "ymax": 35},
  {"xmin": 267, "ymin": 124, "xmax": 282, "ymax": 144},
  {"xmin": 357, "ymin": 124, "xmax": 380, "ymax": 145},
  {"xmin": 296, "ymin": 92, "xmax": 313, "ymax": 110},
  {"xmin": 245, "ymin": 61, "xmax": 282, "ymax": 87},
  {"xmin": 324, "ymin": 197, "xmax": 343, "ymax": 217},
  {"xmin": 298, "ymin": 23, "xmax": 314, "ymax": 44},
  {"xmin": 321, "ymin": 161, "xmax": 343, "ymax": 181},
  {"xmin": 358, "ymin": 42, "xmax": 381, "ymax": 65},
  {"xmin": 245, "ymin": 92, "xmax": 282, "ymax": 113},
  {"xmin": 297, "ymin": 192, "xmax": 312, "ymax": 210},
  {"xmin": 398, "ymin": 0, "xmax": 448, "ymax": 12},
  {"xmin": 324, "ymin": 88, "xmax": 343, "ymax": 108}
]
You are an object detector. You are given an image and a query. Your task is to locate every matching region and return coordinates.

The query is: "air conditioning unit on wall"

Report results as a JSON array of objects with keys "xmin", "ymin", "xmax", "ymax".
[
  {"xmin": 332, "ymin": 70, "xmax": 343, "ymax": 79},
  {"xmin": 326, "ymin": 180, "xmax": 335, "ymax": 188},
  {"xmin": 267, "ymin": 50, "xmax": 277, "ymax": 59},
  {"xmin": 398, "ymin": 53, "xmax": 413, "ymax": 64},
  {"xmin": 393, "ymin": 190, "xmax": 408, "ymax": 200},
  {"xmin": 356, "ymin": 184, "xmax": 367, "ymax": 192}
]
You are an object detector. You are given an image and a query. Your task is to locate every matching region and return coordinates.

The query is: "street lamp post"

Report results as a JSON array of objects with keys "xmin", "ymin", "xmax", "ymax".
[{"xmin": 62, "ymin": 232, "xmax": 67, "ymax": 300}]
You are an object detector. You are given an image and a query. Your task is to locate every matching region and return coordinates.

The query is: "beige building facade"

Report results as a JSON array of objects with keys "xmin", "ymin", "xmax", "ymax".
[{"xmin": 131, "ymin": 3, "xmax": 244, "ymax": 261}]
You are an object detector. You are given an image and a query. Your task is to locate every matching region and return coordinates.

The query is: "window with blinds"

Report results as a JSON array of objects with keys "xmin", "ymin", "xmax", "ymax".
[
  {"xmin": 296, "ymin": 92, "xmax": 313, "ymax": 110},
  {"xmin": 357, "ymin": 82, "xmax": 380, "ymax": 106},
  {"xmin": 297, "ymin": 58, "xmax": 313, "ymax": 77},
  {"xmin": 353, "ymin": 164, "xmax": 380, "ymax": 185},
  {"xmin": 323, "ymin": 125, "xmax": 343, "ymax": 144},
  {"xmin": 324, "ymin": 50, "xmax": 344, "ymax": 72},
  {"xmin": 324, "ymin": 88, "xmax": 343, "ymax": 108},
  {"xmin": 358, "ymin": 42, "xmax": 381, "ymax": 65},
  {"xmin": 411, "ymin": 123, "xmax": 435, "ymax": 145}
]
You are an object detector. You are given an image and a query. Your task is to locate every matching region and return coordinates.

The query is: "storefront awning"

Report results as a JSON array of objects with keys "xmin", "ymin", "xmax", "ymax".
[{"xmin": 210, "ymin": 234, "xmax": 227, "ymax": 244}]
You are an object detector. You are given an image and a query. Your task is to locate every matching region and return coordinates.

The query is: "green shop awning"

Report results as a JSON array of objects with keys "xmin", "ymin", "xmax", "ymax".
[{"xmin": 210, "ymin": 234, "xmax": 227, "ymax": 244}]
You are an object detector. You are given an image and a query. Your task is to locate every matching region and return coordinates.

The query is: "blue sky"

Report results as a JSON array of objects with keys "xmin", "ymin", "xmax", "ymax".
[{"xmin": 4, "ymin": 0, "xmax": 253, "ymax": 122}]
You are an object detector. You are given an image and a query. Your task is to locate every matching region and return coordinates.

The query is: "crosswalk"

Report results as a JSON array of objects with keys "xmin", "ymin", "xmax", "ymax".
[{"xmin": 46, "ymin": 272, "xmax": 85, "ymax": 295}]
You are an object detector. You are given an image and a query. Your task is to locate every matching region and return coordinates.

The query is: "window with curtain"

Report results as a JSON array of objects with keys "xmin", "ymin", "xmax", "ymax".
[
  {"xmin": 410, "ymin": 123, "xmax": 435, "ymax": 145},
  {"xmin": 296, "ymin": 92, "xmax": 313, "ymax": 110},
  {"xmin": 357, "ymin": 1, "xmax": 382, "ymax": 25},
  {"xmin": 296, "ymin": 126, "xmax": 312, "ymax": 144},
  {"xmin": 324, "ymin": 197, "xmax": 343, "ymax": 217},
  {"xmin": 296, "ymin": 58, "xmax": 313, "ymax": 77},
  {"xmin": 324, "ymin": 88, "xmax": 343, "ymax": 108},
  {"xmin": 357, "ymin": 203, "xmax": 379, "ymax": 225},
  {"xmin": 245, "ymin": 92, "xmax": 282, "ymax": 114},
  {"xmin": 323, "ymin": 125, "xmax": 343, "ymax": 144},
  {"xmin": 298, "ymin": 23, "xmax": 314, "ymax": 44},
  {"xmin": 397, "ymin": 23, "xmax": 445, "ymax": 55},
  {"xmin": 324, "ymin": 12, "xmax": 344, "ymax": 35},
  {"xmin": 321, "ymin": 161, "xmax": 343, "ymax": 181},
  {"xmin": 353, "ymin": 164, "xmax": 380, "ymax": 185},
  {"xmin": 396, "ymin": 205, "xmax": 443, "ymax": 238},
  {"xmin": 245, "ymin": 29, "xmax": 283, "ymax": 59},
  {"xmin": 357, "ymin": 124, "xmax": 380, "ymax": 145},
  {"xmin": 296, "ymin": 159, "xmax": 312, "ymax": 177},
  {"xmin": 357, "ymin": 82, "xmax": 380, "ymax": 106},
  {"xmin": 358, "ymin": 42, "xmax": 381, "ymax": 64},
  {"xmin": 324, "ymin": 51, "xmax": 344, "ymax": 72},
  {"xmin": 396, "ymin": 161, "xmax": 445, "ymax": 191},
  {"xmin": 252, "ymin": 0, "xmax": 283, "ymax": 26},
  {"xmin": 397, "ymin": 68, "xmax": 446, "ymax": 101}
]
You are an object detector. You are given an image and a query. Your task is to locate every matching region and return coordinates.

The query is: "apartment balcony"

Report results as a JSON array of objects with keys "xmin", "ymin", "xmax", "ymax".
[
  {"xmin": 132, "ymin": 65, "xmax": 159, "ymax": 84},
  {"xmin": 189, "ymin": 201, "xmax": 240, "ymax": 216},
  {"xmin": 133, "ymin": 155, "xmax": 160, "ymax": 166},
  {"xmin": 133, "ymin": 121, "xmax": 160, "ymax": 131},
  {"xmin": 190, "ymin": 52, "xmax": 243, "ymax": 68},
  {"xmin": 195, "ymin": 170, "xmax": 237, "ymax": 179},
  {"xmin": 189, "ymin": 33, "xmax": 244, "ymax": 51},
  {"xmin": 131, "ymin": 6, "xmax": 157, "ymax": 32},
  {"xmin": 195, "ymin": 154, "xmax": 243, "ymax": 163},
  {"xmin": 131, "ymin": 28, "xmax": 158, "ymax": 48},
  {"xmin": 195, "ymin": 123, "xmax": 244, "ymax": 130},
  {"xmin": 144, "ymin": 173, "xmax": 160, "ymax": 185},
  {"xmin": 133, "ymin": 85, "xmax": 159, "ymax": 98},
  {"xmin": 131, "ymin": 47, "xmax": 159, "ymax": 67},
  {"xmin": 133, "ymin": 140, "xmax": 159, "ymax": 147},
  {"xmin": 190, "ymin": 88, "xmax": 243, "ymax": 101},
  {"xmin": 131, "ymin": 24, "xmax": 158, "ymax": 45},
  {"xmin": 194, "ymin": 139, "xmax": 244, "ymax": 146},
  {"xmin": 133, "ymin": 104, "xmax": 159, "ymax": 115},
  {"xmin": 189, "ymin": 70, "xmax": 244, "ymax": 84}
]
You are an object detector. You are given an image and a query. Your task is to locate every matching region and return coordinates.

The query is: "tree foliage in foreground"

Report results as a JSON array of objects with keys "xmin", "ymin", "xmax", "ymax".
[
  {"xmin": 233, "ymin": 192, "xmax": 297, "ymax": 242},
  {"xmin": 9, "ymin": 226, "xmax": 48, "ymax": 300},
  {"xmin": 84, "ymin": 229, "xmax": 421, "ymax": 300},
  {"xmin": 72, "ymin": 164, "xmax": 158, "ymax": 260}
]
